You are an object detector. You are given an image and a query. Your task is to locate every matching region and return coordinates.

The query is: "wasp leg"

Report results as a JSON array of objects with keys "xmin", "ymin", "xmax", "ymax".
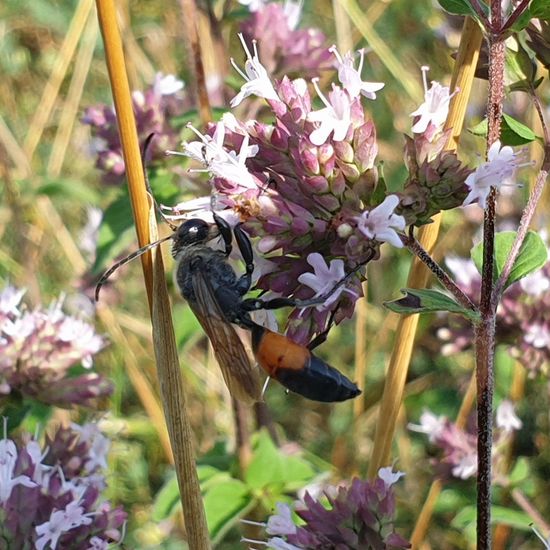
[
  {"xmin": 241, "ymin": 289, "xmax": 341, "ymax": 313},
  {"xmin": 234, "ymin": 223, "xmax": 255, "ymax": 295},
  {"xmin": 307, "ymin": 308, "xmax": 338, "ymax": 351},
  {"xmin": 213, "ymin": 213, "xmax": 233, "ymax": 257}
]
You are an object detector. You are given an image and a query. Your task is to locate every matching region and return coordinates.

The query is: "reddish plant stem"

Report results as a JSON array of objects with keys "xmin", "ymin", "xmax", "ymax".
[
  {"xmin": 469, "ymin": 0, "xmax": 490, "ymax": 29},
  {"xmin": 501, "ymin": 0, "xmax": 531, "ymax": 34},
  {"xmin": 492, "ymin": 145, "xmax": 550, "ymax": 304},
  {"xmin": 401, "ymin": 233, "xmax": 478, "ymax": 312},
  {"xmin": 476, "ymin": 0, "xmax": 506, "ymax": 540}
]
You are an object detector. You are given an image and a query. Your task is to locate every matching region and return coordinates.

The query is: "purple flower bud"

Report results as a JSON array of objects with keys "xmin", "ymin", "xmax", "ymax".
[{"xmin": 250, "ymin": 472, "xmax": 410, "ymax": 549}]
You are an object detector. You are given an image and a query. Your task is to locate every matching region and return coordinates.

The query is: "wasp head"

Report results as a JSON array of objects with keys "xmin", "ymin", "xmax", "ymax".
[{"xmin": 171, "ymin": 219, "xmax": 218, "ymax": 259}]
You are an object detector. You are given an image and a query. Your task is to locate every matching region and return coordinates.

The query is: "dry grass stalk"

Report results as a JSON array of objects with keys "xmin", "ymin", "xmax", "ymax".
[
  {"xmin": 95, "ymin": 0, "xmax": 210, "ymax": 546},
  {"xmin": 24, "ymin": 0, "xmax": 94, "ymax": 161}
]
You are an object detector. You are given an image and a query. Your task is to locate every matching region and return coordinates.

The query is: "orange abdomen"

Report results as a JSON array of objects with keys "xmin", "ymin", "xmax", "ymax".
[
  {"xmin": 253, "ymin": 329, "xmax": 310, "ymax": 376},
  {"xmin": 251, "ymin": 325, "xmax": 361, "ymax": 402}
]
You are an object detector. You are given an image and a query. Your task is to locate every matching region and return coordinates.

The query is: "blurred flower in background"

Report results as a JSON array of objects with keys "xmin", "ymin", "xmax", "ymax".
[
  {"xmin": 0, "ymin": 420, "xmax": 126, "ymax": 549},
  {"xmin": 409, "ymin": 401, "xmax": 523, "ymax": 481},
  {"xmin": 0, "ymin": 285, "xmax": 111, "ymax": 407},
  {"xmin": 239, "ymin": 1, "xmax": 332, "ymax": 79},
  {"xmin": 82, "ymin": 73, "xmax": 187, "ymax": 184},
  {"xmin": 436, "ymin": 256, "xmax": 550, "ymax": 375}
]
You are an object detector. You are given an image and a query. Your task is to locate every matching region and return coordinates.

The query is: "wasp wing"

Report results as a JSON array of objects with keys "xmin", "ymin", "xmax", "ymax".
[{"xmin": 189, "ymin": 271, "xmax": 262, "ymax": 404}]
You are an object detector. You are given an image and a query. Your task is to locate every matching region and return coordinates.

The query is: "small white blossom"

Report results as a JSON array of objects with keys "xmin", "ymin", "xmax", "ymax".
[
  {"xmin": 0, "ymin": 286, "xmax": 25, "ymax": 316},
  {"xmin": 58, "ymin": 317, "xmax": 105, "ymax": 368},
  {"xmin": 231, "ymin": 34, "xmax": 279, "ymax": 107},
  {"xmin": 378, "ymin": 466, "xmax": 405, "ymax": 487},
  {"xmin": 496, "ymin": 400, "xmax": 522, "ymax": 432},
  {"xmin": 446, "ymin": 256, "xmax": 480, "ymax": 289},
  {"xmin": 283, "ymin": 0, "xmax": 303, "ymax": 30},
  {"xmin": 0, "ymin": 437, "xmax": 36, "ymax": 503},
  {"xmin": 161, "ymin": 197, "xmax": 241, "ymax": 229},
  {"xmin": 266, "ymin": 503, "xmax": 296, "ymax": 536},
  {"xmin": 524, "ymin": 323, "xmax": 550, "ymax": 349},
  {"xmin": 297, "ymin": 253, "xmax": 357, "ymax": 311},
  {"xmin": 307, "ymin": 81, "xmax": 352, "ymax": 145},
  {"xmin": 35, "ymin": 501, "xmax": 92, "ymax": 550},
  {"xmin": 330, "ymin": 46, "xmax": 384, "ymax": 100},
  {"xmin": 152, "ymin": 73, "xmax": 184, "ymax": 96},
  {"xmin": 25, "ymin": 439, "xmax": 50, "ymax": 484},
  {"xmin": 267, "ymin": 538, "xmax": 301, "ymax": 550},
  {"xmin": 463, "ymin": 140, "xmax": 523, "ymax": 209},
  {"xmin": 452, "ymin": 452, "xmax": 477, "ymax": 480},
  {"xmin": 70, "ymin": 422, "xmax": 110, "ymax": 471},
  {"xmin": 354, "ymin": 195, "xmax": 406, "ymax": 248},
  {"xmin": 408, "ymin": 410, "xmax": 447, "ymax": 442},
  {"xmin": 173, "ymin": 122, "xmax": 259, "ymax": 189},
  {"xmin": 88, "ymin": 537, "xmax": 109, "ymax": 550},
  {"xmin": 520, "ymin": 269, "xmax": 550, "ymax": 296},
  {"xmin": 238, "ymin": 0, "xmax": 267, "ymax": 12},
  {"xmin": 410, "ymin": 66, "xmax": 455, "ymax": 134}
]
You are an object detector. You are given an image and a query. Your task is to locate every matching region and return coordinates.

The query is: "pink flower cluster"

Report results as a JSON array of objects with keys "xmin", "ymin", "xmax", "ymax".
[
  {"xmin": 243, "ymin": 467, "xmax": 410, "ymax": 549},
  {"xmin": 0, "ymin": 286, "xmax": 111, "ymax": 407},
  {"xmin": 0, "ymin": 421, "xmax": 126, "ymax": 549},
  {"xmin": 173, "ymin": 41, "xmax": 405, "ymax": 343}
]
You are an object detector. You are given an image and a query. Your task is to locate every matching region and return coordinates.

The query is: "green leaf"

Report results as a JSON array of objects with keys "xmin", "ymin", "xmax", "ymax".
[
  {"xmin": 278, "ymin": 456, "xmax": 316, "ymax": 491},
  {"xmin": 437, "ymin": 0, "xmax": 482, "ymax": 17},
  {"xmin": 152, "ymin": 474, "xmax": 180, "ymax": 521},
  {"xmin": 453, "ymin": 505, "xmax": 533, "ymax": 531},
  {"xmin": 203, "ymin": 479, "xmax": 252, "ymax": 541},
  {"xmin": 172, "ymin": 303, "xmax": 203, "ymax": 348},
  {"xmin": 36, "ymin": 177, "xmax": 100, "ymax": 204},
  {"xmin": 509, "ymin": 457, "xmax": 530, "ymax": 486},
  {"xmin": 147, "ymin": 168, "xmax": 180, "ymax": 205},
  {"xmin": 509, "ymin": 6, "xmax": 533, "ymax": 32},
  {"xmin": 502, "ymin": 114, "xmax": 538, "ymax": 144},
  {"xmin": 471, "ymin": 231, "xmax": 548, "ymax": 289},
  {"xmin": 384, "ymin": 288, "xmax": 479, "ymax": 321},
  {"xmin": 505, "ymin": 37, "xmax": 537, "ymax": 92},
  {"xmin": 470, "ymin": 114, "xmax": 538, "ymax": 145},
  {"xmin": 370, "ymin": 162, "xmax": 387, "ymax": 206},
  {"xmin": 531, "ymin": 0, "xmax": 550, "ymax": 19},
  {"xmin": 91, "ymin": 190, "xmax": 136, "ymax": 275},
  {"xmin": 245, "ymin": 430, "xmax": 285, "ymax": 490}
]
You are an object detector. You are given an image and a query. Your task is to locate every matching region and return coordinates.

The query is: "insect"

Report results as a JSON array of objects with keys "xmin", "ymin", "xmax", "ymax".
[{"xmin": 96, "ymin": 213, "xmax": 362, "ymax": 404}]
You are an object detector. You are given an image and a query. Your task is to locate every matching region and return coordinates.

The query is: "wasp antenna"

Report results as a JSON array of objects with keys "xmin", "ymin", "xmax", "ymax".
[
  {"xmin": 94, "ymin": 233, "xmax": 175, "ymax": 301},
  {"xmin": 141, "ymin": 134, "xmax": 178, "ymax": 231}
]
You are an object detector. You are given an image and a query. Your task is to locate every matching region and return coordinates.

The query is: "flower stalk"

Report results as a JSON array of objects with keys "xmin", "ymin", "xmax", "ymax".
[
  {"xmin": 475, "ymin": 0, "xmax": 507, "ymax": 541},
  {"xmin": 401, "ymin": 232, "xmax": 477, "ymax": 312},
  {"xmin": 95, "ymin": 1, "xmax": 210, "ymax": 547}
]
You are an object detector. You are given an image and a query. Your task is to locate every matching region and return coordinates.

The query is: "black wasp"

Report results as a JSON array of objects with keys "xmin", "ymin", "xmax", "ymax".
[{"xmin": 96, "ymin": 213, "xmax": 361, "ymax": 404}]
